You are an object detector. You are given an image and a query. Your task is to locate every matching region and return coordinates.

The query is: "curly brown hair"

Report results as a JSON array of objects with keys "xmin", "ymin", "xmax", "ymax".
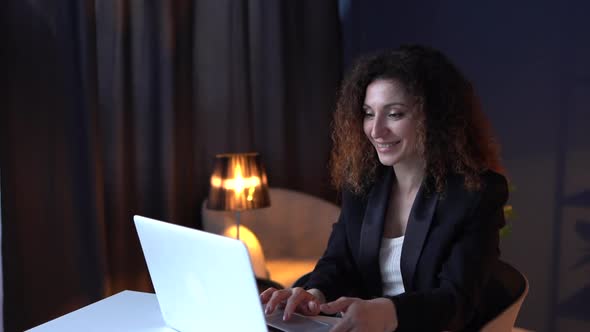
[{"xmin": 330, "ymin": 45, "xmax": 503, "ymax": 194}]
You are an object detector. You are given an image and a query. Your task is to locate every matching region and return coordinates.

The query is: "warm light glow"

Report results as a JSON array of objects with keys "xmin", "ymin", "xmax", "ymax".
[
  {"xmin": 210, "ymin": 164, "xmax": 260, "ymax": 198},
  {"xmin": 211, "ymin": 176, "xmax": 222, "ymax": 187},
  {"xmin": 223, "ymin": 225, "xmax": 268, "ymax": 278}
]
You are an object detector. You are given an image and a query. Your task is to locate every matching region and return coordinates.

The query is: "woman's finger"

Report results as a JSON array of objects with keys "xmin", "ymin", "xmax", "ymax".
[
  {"xmin": 259, "ymin": 287, "xmax": 278, "ymax": 304},
  {"xmin": 283, "ymin": 287, "xmax": 310, "ymax": 320},
  {"xmin": 329, "ymin": 315, "xmax": 353, "ymax": 332},
  {"xmin": 265, "ymin": 289, "xmax": 293, "ymax": 315},
  {"xmin": 297, "ymin": 299, "xmax": 320, "ymax": 316},
  {"xmin": 320, "ymin": 297, "xmax": 356, "ymax": 314}
]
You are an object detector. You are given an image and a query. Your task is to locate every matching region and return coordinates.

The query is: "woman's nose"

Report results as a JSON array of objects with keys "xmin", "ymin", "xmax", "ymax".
[{"xmin": 371, "ymin": 116, "xmax": 388, "ymax": 138}]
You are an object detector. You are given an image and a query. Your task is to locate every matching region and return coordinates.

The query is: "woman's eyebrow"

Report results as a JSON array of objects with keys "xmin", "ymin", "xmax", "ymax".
[
  {"xmin": 382, "ymin": 102, "xmax": 410, "ymax": 108},
  {"xmin": 363, "ymin": 102, "xmax": 409, "ymax": 108}
]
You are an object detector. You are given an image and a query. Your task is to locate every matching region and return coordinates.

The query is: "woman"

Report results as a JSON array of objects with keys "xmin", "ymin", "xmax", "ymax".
[{"xmin": 261, "ymin": 45, "xmax": 508, "ymax": 332}]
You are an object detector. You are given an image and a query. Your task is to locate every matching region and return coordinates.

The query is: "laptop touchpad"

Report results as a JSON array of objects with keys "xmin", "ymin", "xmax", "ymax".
[{"xmin": 265, "ymin": 310, "xmax": 332, "ymax": 332}]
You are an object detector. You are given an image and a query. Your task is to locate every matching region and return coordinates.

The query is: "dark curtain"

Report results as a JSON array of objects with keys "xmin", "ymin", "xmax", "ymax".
[{"xmin": 0, "ymin": 1, "xmax": 341, "ymax": 331}]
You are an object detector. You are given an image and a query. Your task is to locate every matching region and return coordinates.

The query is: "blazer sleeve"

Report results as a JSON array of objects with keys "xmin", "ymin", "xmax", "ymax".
[
  {"xmin": 303, "ymin": 190, "xmax": 363, "ymax": 301},
  {"xmin": 389, "ymin": 173, "xmax": 509, "ymax": 331}
]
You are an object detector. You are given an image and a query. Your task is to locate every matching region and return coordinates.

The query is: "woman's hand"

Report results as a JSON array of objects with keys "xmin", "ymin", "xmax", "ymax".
[
  {"xmin": 320, "ymin": 297, "xmax": 398, "ymax": 332},
  {"xmin": 260, "ymin": 287, "xmax": 324, "ymax": 320}
]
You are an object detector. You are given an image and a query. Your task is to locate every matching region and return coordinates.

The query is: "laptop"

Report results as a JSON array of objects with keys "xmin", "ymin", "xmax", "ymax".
[{"xmin": 133, "ymin": 215, "xmax": 334, "ymax": 332}]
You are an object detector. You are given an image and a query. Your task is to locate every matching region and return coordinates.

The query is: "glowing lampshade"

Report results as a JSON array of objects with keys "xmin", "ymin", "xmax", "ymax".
[{"xmin": 206, "ymin": 153, "xmax": 271, "ymax": 239}]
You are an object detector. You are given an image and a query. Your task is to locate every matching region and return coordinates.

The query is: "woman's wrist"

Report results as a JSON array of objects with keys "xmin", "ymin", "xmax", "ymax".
[{"xmin": 371, "ymin": 297, "xmax": 398, "ymax": 331}]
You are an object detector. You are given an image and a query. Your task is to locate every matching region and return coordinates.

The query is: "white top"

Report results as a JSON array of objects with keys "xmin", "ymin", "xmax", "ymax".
[{"xmin": 379, "ymin": 236, "xmax": 405, "ymax": 296}]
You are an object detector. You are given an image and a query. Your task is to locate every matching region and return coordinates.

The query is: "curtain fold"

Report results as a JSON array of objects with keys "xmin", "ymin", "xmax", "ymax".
[
  {"xmin": 1, "ymin": 174, "xmax": 4, "ymax": 332},
  {"xmin": 0, "ymin": 1, "xmax": 341, "ymax": 331}
]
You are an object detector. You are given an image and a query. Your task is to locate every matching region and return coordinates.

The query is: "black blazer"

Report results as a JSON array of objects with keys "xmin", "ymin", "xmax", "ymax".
[{"xmin": 304, "ymin": 167, "xmax": 508, "ymax": 331}]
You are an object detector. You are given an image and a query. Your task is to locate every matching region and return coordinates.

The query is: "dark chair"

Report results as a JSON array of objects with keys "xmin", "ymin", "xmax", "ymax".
[{"xmin": 478, "ymin": 260, "xmax": 529, "ymax": 332}]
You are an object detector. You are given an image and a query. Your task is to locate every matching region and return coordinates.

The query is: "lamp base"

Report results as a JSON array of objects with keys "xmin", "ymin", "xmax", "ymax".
[{"xmin": 235, "ymin": 210, "xmax": 241, "ymax": 240}]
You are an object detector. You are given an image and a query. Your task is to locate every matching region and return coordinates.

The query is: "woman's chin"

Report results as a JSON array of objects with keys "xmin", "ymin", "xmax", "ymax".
[{"xmin": 377, "ymin": 155, "xmax": 398, "ymax": 166}]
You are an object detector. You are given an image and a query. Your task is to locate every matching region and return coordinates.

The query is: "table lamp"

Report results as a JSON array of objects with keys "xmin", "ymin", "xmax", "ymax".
[{"xmin": 206, "ymin": 152, "xmax": 271, "ymax": 240}]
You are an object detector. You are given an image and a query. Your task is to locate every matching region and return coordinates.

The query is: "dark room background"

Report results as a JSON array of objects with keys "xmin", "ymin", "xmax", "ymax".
[
  {"xmin": 338, "ymin": 0, "xmax": 590, "ymax": 331},
  {"xmin": 2, "ymin": 0, "xmax": 589, "ymax": 331}
]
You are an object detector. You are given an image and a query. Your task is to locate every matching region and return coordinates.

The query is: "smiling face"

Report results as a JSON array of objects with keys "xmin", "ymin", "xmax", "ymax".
[{"xmin": 362, "ymin": 79, "xmax": 423, "ymax": 167}]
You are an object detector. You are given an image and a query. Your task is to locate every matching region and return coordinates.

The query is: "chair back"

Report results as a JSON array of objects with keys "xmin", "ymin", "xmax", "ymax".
[
  {"xmin": 203, "ymin": 187, "xmax": 339, "ymax": 260},
  {"xmin": 480, "ymin": 261, "xmax": 529, "ymax": 332}
]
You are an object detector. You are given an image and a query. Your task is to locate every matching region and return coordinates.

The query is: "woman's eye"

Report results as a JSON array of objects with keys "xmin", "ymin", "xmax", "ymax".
[
  {"xmin": 363, "ymin": 112, "xmax": 374, "ymax": 118},
  {"xmin": 389, "ymin": 112, "xmax": 404, "ymax": 119}
]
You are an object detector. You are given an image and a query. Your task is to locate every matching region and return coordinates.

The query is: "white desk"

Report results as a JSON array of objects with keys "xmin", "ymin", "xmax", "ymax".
[
  {"xmin": 27, "ymin": 291, "xmax": 173, "ymax": 332},
  {"xmin": 28, "ymin": 290, "xmax": 340, "ymax": 331}
]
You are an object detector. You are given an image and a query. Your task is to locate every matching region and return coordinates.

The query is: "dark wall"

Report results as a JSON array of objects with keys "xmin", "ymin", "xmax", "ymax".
[{"xmin": 339, "ymin": 0, "xmax": 590, "ymax": 331}]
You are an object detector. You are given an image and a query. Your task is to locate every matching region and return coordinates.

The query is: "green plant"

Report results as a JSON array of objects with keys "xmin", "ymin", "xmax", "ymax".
[
  {"xmin": 499, "ymin": 182, "xmax": 516, "ymax": 238},
  {"xmin": 500, "ymin": 204, "xmax": 514, "ymax": 237}
]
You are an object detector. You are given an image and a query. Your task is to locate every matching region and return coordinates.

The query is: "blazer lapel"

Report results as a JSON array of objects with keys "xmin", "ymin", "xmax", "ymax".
[
  {"xmin": 400, "ymin": 183, "xmax": 438, "ymax": 291},
  {"xmin": 358, "ymin": 167, "xmax": 393, "ymax": 296}
]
